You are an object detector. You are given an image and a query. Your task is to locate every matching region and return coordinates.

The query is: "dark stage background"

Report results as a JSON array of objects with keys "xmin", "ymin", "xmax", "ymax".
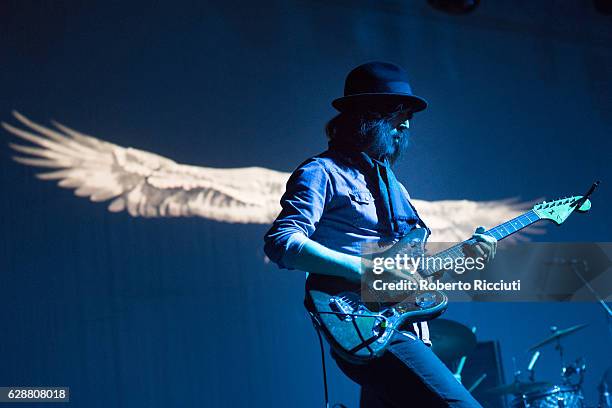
[{"xmin": 1, "ymin": 1, "xmax": 611, "ymax": 407}]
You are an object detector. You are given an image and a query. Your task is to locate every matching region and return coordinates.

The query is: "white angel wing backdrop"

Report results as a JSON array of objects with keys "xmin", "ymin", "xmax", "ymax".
[
  {"xmin": 2, "ymin": 112, "xmax": 540, "ymax": 241},
  {"xmin": 3, "ymin": 112, "xmax": 288, "ymax": 224}
]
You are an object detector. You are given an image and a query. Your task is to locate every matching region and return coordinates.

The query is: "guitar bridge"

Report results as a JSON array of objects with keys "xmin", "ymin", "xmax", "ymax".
[{"xmin": 329, "ymin": 293, "xmax": 359, "ymax": 321}]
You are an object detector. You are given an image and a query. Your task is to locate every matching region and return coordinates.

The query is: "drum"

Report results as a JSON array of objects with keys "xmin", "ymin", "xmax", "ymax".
[{"xmin": 511, "ymin": 385, "xmax": 584, "ymax": 408}]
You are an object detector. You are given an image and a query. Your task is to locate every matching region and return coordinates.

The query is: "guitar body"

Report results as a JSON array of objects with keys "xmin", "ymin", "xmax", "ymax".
[
  {"xmin": 304, "ymin": 228, "xmax": 448, "ymax": 363},
  {"xmin": 304, "ymin": 193, "xmax": 593, "ymax": 363},
  {"xmin": 306, "ymin": 284, "xmax": 448, "ymax": 362}
]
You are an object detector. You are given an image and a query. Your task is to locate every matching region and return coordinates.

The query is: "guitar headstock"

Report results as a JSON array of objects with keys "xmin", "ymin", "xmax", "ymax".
[{"xmin": 532, "ymin": 196, "xmax": 591, "ymax": 225}]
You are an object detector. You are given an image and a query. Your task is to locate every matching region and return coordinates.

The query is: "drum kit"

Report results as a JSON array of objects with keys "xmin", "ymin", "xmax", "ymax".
[{"xmin": 430, "ymin": 319, "xmax": 611, "ymax": 408}]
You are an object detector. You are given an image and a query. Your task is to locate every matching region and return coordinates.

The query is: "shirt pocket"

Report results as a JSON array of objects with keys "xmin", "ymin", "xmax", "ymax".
[{"xmin": 348, "ymin": 190, "xmax": 378, "ymax": 229}]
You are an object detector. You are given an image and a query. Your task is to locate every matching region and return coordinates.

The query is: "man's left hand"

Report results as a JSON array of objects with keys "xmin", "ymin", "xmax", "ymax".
[{"xmin": 463, "ymin": 226, "xmax": 497, "ymax": 264}]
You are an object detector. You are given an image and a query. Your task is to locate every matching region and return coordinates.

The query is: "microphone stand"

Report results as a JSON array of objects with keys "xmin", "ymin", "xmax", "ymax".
[
  {"xmin": 569, "ymin": 260, "xmax": 612, "ymax": 408},
  {"xmin": 570, "ymin": 260, "xmax": 612, "ymax": 339}
]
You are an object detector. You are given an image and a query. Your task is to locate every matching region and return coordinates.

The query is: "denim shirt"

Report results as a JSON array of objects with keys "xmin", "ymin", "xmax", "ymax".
[
  {"xmin": 264, "ymin": 149, "xmax": 431, "ymax": 344},
  {"xmin": 264, "ymin": 149, "xmax": 423, "ymax": 268}
]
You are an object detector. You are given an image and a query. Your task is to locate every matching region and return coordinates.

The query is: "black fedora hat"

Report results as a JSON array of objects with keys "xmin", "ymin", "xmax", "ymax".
[{"xmin": 332, "ymin": 61, "xmax": 427, "ymax": 114}]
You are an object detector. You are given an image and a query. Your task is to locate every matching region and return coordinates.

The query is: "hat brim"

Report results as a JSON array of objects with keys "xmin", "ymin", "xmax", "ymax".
[{"xmin": 332, "ymin": 93, "xmax": 428, "ymax": 114}]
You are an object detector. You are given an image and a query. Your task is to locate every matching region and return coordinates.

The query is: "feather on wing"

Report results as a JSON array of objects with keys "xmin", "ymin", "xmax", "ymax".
[{"xmin": 3, "ymin": 111, "xmax": 289, "ymax": 223}]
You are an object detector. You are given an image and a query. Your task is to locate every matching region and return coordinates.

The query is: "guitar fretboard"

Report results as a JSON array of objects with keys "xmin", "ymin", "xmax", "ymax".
[{"xmin": 421, "ymin": 210, "xmax": 541, "ymax": 277}]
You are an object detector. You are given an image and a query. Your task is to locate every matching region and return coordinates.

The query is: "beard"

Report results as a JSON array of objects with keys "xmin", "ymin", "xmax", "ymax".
[
  {"xmin": 325, "ymin": 113, "xmax": 411, "ymax": 164},
  {"xmin": 361, "ymin": 119, "xmax": 410, "ymax": 164}
]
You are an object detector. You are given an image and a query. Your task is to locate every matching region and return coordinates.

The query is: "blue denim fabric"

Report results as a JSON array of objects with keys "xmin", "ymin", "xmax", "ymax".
[
  {"xmin": 263, "ymin": 149, "xmax": 420, "ymax": 269},
  {"xmin": 333, "ymin": 333, "xmax": 483, "ymax": 407}
]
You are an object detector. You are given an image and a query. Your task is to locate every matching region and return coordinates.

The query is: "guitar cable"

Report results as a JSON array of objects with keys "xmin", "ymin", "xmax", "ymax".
[
  {"xmin": 312, "ymin": 329, "xmax": 349, "ymax": 408},
  {"xmin": 312, "ymin": 320, "xmax": 330, "ymax": 408},
  {"xmin": 309, "ymin": 311, "xmax": 390, "ymax": 408}
]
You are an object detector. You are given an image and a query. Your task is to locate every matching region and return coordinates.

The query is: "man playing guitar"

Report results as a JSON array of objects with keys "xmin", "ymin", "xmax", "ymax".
[{"xmin": 264, "ymin": 61, "xmax": 496, "ymax": 407}]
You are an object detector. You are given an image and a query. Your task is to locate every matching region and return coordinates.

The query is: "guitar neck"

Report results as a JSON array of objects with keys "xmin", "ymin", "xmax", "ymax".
[
  {"xmin": 421, "ymin": 210, "xmax": 541, "ymax": 277},
  {"xmin": 483, "ymin": 209, "xmax": 541, "ymax": 240}
]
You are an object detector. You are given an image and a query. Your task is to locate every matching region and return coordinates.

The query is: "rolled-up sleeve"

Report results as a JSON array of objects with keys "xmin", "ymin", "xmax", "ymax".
[{"xmin": 263, "ymin": 159, "xmax": 331, "ymax": 269}]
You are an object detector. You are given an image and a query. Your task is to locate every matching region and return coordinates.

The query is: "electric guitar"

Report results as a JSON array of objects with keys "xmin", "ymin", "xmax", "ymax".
[{"xmin": 305, "ymin": 188, "xmax": 596, "ymax": 363}]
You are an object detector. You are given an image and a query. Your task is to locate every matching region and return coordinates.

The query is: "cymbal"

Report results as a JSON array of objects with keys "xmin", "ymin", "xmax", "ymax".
[
  {"xmin": 528, "ymin": 324, "xmax": 588, "ymax": 351},
  {"xmin": 428, "ymin": 319, "xmax": 476, "ymax": 362},
  {"xmin": 486, "ymin": 380, "xmax": 549, "ymax": 396}
]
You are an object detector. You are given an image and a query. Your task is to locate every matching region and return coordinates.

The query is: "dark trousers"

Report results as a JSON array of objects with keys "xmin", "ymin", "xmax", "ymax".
[{"xmin": 332, "ymin": 333, "xmax": 483, "ymax": 408}]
